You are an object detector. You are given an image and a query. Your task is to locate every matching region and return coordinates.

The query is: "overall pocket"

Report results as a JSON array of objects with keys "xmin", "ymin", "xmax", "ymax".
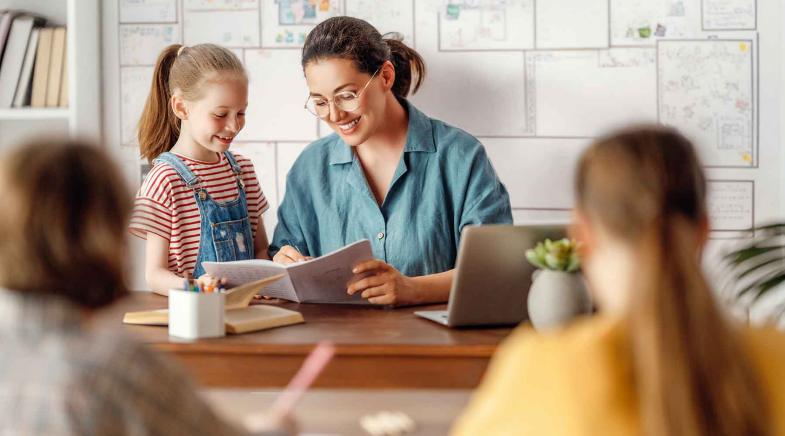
[{"xmin": 211, "ymin": 217, "xmax": 253, "ymax": 262}]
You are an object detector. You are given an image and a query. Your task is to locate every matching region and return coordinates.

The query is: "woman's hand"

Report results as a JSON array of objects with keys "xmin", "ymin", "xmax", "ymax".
[
  {"xmin": 273, "ymin": 245, "xmax": 312, "ymax": 265},
  {"xmin": 347, "ymin": 260, "xmax": 419, "ymax": 306}
]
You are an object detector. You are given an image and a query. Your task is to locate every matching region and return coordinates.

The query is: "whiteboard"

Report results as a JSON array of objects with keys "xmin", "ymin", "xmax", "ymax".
[{"xmin": 105, "ymin": 0, "xmax": 781, "ymax": 310}]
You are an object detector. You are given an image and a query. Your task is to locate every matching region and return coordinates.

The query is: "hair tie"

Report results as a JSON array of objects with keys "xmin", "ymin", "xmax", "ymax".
[{"xmin": 177, "ymin": 46, "xmax": 186, "ymax": 56}]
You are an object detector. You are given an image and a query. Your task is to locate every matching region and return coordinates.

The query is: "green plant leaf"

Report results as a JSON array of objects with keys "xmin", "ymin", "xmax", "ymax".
[
  {"xmin": 725, "ymin": 245, "xmax": 785, "ymax": 264},
  {"xmin": 735, "ymin": 256, "xmax": 785, "ymax": 280},
  {"xmin": 525, "ymin": 249, "xmax": 548, "ymax": 269}
]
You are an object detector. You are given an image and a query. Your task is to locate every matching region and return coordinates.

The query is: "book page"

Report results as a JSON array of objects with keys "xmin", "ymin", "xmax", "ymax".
[
  {"xmin": 287, "ymin": 240, "xmax": 374, "ymax": 304},
  {"xmin": 202, "ymin": 260, "xmax": 298, "ymax": 301}
]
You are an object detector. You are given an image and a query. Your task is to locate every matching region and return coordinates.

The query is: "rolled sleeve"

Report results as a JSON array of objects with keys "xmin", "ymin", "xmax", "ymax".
[{"xmin": 458, "ymin": 144, "xmax": 513, "ymax": 232}]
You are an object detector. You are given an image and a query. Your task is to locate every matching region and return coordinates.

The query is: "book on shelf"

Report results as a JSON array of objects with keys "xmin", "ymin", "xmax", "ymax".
[
  {"xmin": 30, "ymin": 26, "xmax": 52, "ymax": 108},
  {"xmin": 12, "ymin": 27, "xmax": 39, "ymax": 107},
  {"xmin": 0, "ymin": 14, "xmax": 45, "ymax": 108},
  {"xmin": 0, "ymin": 11, "xmax": 21, "ymax": 65},
  {"xmin": 45, "ymin": 26, "xmax": 65, "ymax": 108}
]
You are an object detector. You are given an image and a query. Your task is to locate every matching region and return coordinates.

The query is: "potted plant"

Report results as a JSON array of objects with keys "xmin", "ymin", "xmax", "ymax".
[
  {"xmin": 723, "ymin": 223, "xmax": 785, "ymax": 321},
  {"xmin": 525, "ymin": 238, "xmax": 592, "ymax": 330}
]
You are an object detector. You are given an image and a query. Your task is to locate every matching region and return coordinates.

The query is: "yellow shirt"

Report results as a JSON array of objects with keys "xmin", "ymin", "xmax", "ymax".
[{"xmin": 452, "ymin": 315, "xmax": 785, "ymax": 436}]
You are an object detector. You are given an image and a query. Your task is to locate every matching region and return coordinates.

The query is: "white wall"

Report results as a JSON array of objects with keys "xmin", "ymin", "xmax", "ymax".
[{"xmin": 98, "ymin": 0, "xmax": 783, "ymax": 317}]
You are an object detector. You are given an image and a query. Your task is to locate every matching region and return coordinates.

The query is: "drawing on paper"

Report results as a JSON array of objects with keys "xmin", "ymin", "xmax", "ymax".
[
  {"xmin": 278, "ymin": 0, "xmax": 340, "ymax": 25},
  {"xmin": 707, "ymin": 181, "xmax": 754, "ymax": 231},
  {"xmin": 702, "ymin": 0, "xmax": 756, "ymax": 30},
  {"xmin": 658, "ymin": 40, "xmax": 755, "ymax": 167},
  {"xmin": 120, "ymin": 0, "xmax": 177, "ymax": 23},
  {"xmin": 439, "ymin": 0, "xmax": 534, "ymax": 50},
  {"xmin": 610, "ymin": 0, "xmax": 697, "ymax": 46},
  {"xmin": 120, "ymin": 24, "xmax": 179, "ymax": 66}
]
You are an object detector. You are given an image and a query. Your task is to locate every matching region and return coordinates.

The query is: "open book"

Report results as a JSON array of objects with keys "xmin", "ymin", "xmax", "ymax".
[
  {"xmin": 123, "ymin": 275, "xmax": 304, "ymax": 334},
  {"xmin": 203, "ymin": 239, "xmax": 374, "ymax": 305}
]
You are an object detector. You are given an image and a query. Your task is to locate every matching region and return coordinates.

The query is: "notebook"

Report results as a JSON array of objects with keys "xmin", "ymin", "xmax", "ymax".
[
  {"xmin": 123, "ymin": 275, "xmax": 305, "ymax": 334},
  {"xmin": 203, "ymin": 240, "xmax": 374, "ymax": 305}
]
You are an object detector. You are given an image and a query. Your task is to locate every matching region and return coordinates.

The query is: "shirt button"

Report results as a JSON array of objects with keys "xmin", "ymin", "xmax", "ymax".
[{"xmin": 377, "ymin": 232, "xmax": 385, "ymax": 240}]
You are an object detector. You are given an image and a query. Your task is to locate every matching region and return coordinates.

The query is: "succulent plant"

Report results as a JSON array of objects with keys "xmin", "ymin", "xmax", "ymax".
[{"xmin": 526, "ymin": 238, "xmax": 581, "ymax": 272}]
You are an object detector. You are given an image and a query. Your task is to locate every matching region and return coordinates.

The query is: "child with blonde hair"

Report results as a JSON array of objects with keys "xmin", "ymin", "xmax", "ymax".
[
  {"xmin": 453, "ymin": 126, "xmax": 785, "ymax": 436},
  {"xmin": 130, "ymin": 44, "xmax": 270, "ymax": 294}
]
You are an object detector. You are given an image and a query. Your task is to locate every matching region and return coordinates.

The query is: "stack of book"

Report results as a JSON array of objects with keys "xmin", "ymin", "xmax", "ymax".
[{"xmin": 0, "ymin": 10, "xmax": 68, "ymax": 109}]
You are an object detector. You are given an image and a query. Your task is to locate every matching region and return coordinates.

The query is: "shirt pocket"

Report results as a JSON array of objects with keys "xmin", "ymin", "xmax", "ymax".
[{"xmin": 211, "ymin": 217, "xmax": 253, "ymax": 262}]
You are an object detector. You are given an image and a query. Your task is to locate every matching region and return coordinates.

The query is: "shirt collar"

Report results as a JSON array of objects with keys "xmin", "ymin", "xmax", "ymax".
[{"xmin": 328, "ymin": 100, "xmax": 436, "ymax": 165}]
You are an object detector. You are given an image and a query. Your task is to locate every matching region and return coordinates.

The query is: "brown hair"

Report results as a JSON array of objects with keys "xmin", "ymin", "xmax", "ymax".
[
  {"xmin": 575, "ymin": 126, "xmax": 767, "ymax": 436},
  {"xmin": 0, "ymin": 139, "xmax": 132, "ymax": 309},
  {"xmin": 138, "ymin": 43, "xmax": 246, "ymax": 162},
  {"xmin": 301, "ymin": 17, "xmax": 425, "ymax": 100}
]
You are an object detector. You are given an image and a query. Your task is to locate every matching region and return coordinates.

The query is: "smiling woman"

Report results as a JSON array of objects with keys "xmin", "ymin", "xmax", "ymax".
[{"xmin": 269, "ymin": 17, "xmax": 513, "ymax": 307}]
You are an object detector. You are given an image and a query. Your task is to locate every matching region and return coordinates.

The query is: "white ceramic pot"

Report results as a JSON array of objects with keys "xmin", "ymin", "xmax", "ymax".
[{"xmin": 527, "ymin": 270, "xmax": 592, "ymax": 331}]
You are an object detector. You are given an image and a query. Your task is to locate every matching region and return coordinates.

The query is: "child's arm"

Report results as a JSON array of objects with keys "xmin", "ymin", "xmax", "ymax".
[{"xmin": 144, "ymin": 233, "xmax": 189, "ymax": 296}]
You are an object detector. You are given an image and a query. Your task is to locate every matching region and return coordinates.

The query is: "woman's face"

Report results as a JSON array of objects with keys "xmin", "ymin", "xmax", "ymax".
[{"xmin": 304, "ymin": 58, "xmax": 389, "ymax": 147}]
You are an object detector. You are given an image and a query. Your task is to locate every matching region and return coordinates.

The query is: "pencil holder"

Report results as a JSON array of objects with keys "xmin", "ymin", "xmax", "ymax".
[{"xmin": 168, "ymin": 290, "xmax": 225, "ymax": 339}]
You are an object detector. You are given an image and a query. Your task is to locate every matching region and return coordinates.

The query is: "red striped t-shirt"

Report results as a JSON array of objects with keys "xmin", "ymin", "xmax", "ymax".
[{"xmin": 129, "ymin": 152, "xmax": 269, "ymax": 276}]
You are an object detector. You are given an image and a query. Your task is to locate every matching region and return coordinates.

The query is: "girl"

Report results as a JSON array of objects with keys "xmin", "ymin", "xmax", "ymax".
[
  {"xmin": 0, "ymin": 139, "xmax": 290, "ymax": 435},
  {"xmin": 130, "ymin": 44, "xmax": 270, "ymax": 295},
  {"xmin": 453, "ymin": 126, "xmax": 785, "ymax": 436},
  {"xmin": 271, "ymin": 17, "xmax": 512, "ymax": 306}
]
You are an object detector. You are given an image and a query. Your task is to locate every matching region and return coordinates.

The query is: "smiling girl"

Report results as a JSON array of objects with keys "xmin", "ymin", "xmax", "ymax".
[{"xmin": 130, "ymin": 44, "xmax": 270, "ymax": 295}]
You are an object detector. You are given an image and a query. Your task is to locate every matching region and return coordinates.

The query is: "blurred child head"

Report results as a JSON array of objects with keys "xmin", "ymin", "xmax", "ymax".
[
  {"xmin": 572, "ymin": 125, "xmax": 766, "ymax": 436},
  {"xmin": 0, "ymin": 139, "xmax": 131, "ymax": 308},
  {"xmin": 138, "ymin": 44, "xmax": 247, "ymax": 162}
]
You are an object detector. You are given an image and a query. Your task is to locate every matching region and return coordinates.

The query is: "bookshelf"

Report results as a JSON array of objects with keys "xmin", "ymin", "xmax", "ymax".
[{"xmin": 0, "ymin": 0, "xmax": 101, "ymax": 147}]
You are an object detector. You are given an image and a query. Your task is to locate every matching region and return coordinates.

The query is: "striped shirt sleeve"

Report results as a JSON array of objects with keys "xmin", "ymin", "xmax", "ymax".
[{"xmin": 129, "ymin": 164, "xmax": 175, "ymax": 241}]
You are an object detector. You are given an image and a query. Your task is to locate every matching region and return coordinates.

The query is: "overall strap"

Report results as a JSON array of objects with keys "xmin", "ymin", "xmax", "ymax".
[
  {"xmin": 153, "ymin": 152, "xmax": 201, "ymax": 188},
  {"xmin": 222, "ymin": 150, "xmax": 245, "ymax": 190},
  {"xmin": 222, "ymin": 151, "xmax": 243, "ymax": 175}
]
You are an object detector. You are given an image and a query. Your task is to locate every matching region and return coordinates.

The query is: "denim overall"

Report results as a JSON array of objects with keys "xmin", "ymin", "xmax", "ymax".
[{"xmin": 154, "ymin": 151, "xmax": 255, "ymax": 277}]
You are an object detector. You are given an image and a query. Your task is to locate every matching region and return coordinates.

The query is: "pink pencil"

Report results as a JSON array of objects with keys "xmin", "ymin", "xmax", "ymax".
[{"xmin": 270, "ymin": 341, "xmax": 335, "ymax": 418}]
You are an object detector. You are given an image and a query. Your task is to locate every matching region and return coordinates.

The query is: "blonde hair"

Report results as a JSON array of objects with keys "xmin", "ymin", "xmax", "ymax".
[
  {"xmin": 0, "ymin": 139, "xmax": 131, "ymax": 308},
  {"xmin": 137, "ymin": 44, "xmax": 246, "ymax": 162},
  {"xmin": 575, "ymin": 126, "xmax": 768, "ymax": 436}
]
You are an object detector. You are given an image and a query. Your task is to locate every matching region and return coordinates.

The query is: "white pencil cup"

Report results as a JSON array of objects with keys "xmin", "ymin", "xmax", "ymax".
[{"xmin": 168, "ymin": 290, "xmax": 225, "ymax": 339}]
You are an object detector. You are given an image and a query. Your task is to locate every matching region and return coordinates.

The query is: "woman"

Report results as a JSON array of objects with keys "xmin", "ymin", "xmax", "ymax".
[
  {"xmin": 453, "ymin": 126, "xmax": 785, "ymax": 436},
  {"xmin": 271, "ymin": 17, "xmax": 512, "ymax": 306},
  {"xmin": 0, "ymin": 139, "xmax": 289, "ymax": 435}
]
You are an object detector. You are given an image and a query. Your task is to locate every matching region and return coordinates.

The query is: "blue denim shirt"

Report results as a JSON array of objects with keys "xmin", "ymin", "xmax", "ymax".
[{"xmin": 270, "ymin": 101, "xmax": 512, "ymax": 277}]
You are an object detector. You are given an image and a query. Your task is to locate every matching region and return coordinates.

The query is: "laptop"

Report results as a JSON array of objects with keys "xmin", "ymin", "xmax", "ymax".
[{"xmin": 415, "ymin": 224, "xmax": 566, "ymax": 327}]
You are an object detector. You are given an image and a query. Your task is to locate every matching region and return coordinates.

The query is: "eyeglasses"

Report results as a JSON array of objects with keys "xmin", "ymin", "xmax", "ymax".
[{"xmin": 304, "ymin": 67, "xmax": 380, "ymax": 118}]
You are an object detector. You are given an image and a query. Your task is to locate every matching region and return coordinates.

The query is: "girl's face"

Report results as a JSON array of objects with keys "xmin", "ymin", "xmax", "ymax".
[
  {"xmin": 304, "ymin": 58, "xmax": 390, "ymax": 147},
  {"xmin": 179, "ymin": 75, "xmax": 248, "ymax": 155}
]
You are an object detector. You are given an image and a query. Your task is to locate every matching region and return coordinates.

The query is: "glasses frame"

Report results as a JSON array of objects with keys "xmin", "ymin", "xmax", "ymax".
[{"xmin": 304, "ymin": 67, "xmax": 381, "ymax": 118}]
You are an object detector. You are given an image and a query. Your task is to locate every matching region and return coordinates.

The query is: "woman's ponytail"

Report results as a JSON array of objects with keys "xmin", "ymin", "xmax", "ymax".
[
  {"xmin": 138, "ymin": 44, "xmax": 182, "ymax": 163},
  {"xmin": 383, "ymin": 33, "xmax": 425, "ymax": 99}
]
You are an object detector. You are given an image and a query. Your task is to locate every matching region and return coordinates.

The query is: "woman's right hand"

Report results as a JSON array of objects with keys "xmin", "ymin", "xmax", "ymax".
[{"xmin": 273, "ymin": 245, "xmax": 311, "ymax": 265}]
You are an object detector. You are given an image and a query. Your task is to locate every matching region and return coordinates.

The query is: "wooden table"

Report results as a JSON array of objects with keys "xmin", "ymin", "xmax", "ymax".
[
  {"xmin": 103, "ymin": 292, "xmax": 512, "ymax": 389},
  {"xmin": 203, "ymin": 389, "xmax": 472, "ymax": 436}
]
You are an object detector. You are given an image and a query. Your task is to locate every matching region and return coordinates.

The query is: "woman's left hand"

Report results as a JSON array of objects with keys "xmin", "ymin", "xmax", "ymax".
[{"xmin": 347, "ymin": 260, "xmax": 419, "ymax": 306}]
